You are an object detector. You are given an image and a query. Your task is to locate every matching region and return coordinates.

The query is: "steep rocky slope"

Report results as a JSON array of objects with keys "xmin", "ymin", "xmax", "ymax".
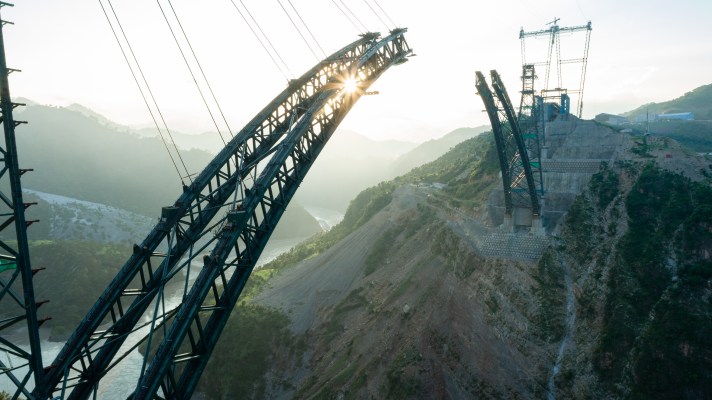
[{"xmin": 197, "ymin": 120, "xmax": 712, "ymax": 399}]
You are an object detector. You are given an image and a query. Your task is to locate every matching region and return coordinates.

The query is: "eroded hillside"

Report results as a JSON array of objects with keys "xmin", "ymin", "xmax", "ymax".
[{"xmin": 196, "ymin": 120, "xmax": 712, "ymax": 399}]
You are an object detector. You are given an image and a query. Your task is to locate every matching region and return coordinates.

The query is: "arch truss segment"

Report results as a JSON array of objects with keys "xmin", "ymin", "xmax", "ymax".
[
  {"xmin": 38, "ymin": 29, "xmax": 411, "ymax": 400},
  {"xmin": 476, "ymin": 69, "xmax": 540, "ymax": 225}
]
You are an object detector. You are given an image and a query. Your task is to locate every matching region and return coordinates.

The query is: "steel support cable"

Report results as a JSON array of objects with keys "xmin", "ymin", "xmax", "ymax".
[
  {"xmin": 228, "ymin": 0, "xmax": 292, "ymax": 82},
  {"xmin": 286, "ymin": 0, "xmax": 327, "ymax": 58},
  {"xmin": 556, "ymin": 35, "xmax": 562, "ymax": 89},
  {"xmin": 156, "ymin": 0, "xmax": 228, "ymax": 147},
  {"xmin": 363, "ymin": 0, "xmax": 389, "ymax": 32},
  {"xmin": 99, "ymin": 0, "xmax": 192, "ymax": 186},
  {"xmin": 577, "ymin": 28, "xmax": 591, "ymax": 117},
  {"xmin": 330, "ymin": 0, "xmax": 363, "ymax": 33},
  {"xmin": 277, "ymin": 0, "xmax": 320, "ymax": 62},
  {"xmin": 239, "ymin": 0, "xmax": 294, "ymax": 77},
  {"xmin": 373, "ymin": 0, "xmax": 396, "ymax": 28},
  {"xmin": 338, "ymin": 0, "xmax": 368, "ymax": 32},
  {"xmin": 166, "ymin": 0, "xmax": 235, "ymax": 138},
  {"xmin": 98, "ymin": 0, "xmax": 186, "ymax": 184}
]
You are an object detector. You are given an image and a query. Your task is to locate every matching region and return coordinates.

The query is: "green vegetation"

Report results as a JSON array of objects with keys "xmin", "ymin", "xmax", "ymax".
[
  {"xmin": 262, "ymin": 134, "xmax": 498, "ymax": 278},
  {"xmin": 193, "ymin": 133, "xmax": 499, "ymax": 399},
  {"xmin": 404, "ymin": 133, "xmax": 499, "ymax": 206},
  {"xmin": 22, "ymin": 240, "xmax": 128, "ymax": 340},
  {"xmin": 592, "ymin": 163, "xmax": 712, "ymax": 396},
  {"xmin": 647, "ymin": 120, "xmax": 712, "ymax": 152},
  {"xmin": 383, "ymin": 345, "xmax": 422, "ymax": 399},
  {"xmin": 533, "ymin": 251, "xmax": 566, "ymax": 343},
  {"xmin": 19, "ymin": 105, "xmax": 213, "ymax": 216},
  {"xmin": 198, "ymin": 304, "xmax": 298, "ymax": 399},
  {"xmin": 364, "ymin": 226, "xmax": 399, "ymax": 276},
  {"xmin": 364, "ymin": 204, "xmax": 435, "ymax": 276},
  {"xmin": 262, "ymin": 181, "xmax": 397, "ymax": 275},
  {"xmin": 563, "ymin": 195, "xmax": 598, "ymax": 264},
  {"xmin": 588, "ymin": 162, "xmax": 619, "ymax": 209},
  {"xmin": 624, "ymin": 83, "xmax": 712, "ymax": 121}
]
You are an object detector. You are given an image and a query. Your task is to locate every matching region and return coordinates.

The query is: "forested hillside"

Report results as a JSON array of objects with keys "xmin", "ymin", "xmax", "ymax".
[
  {"xmin": 13, "ymin": 103, "xmax": 321, "ymax": 239},
  {"xmin": 16, "ymin": 104, "xmax": 212, "ymax": 216},
  {"xmin": 624, "ymin": 83, "xmax": 712, "ymax": 121}
]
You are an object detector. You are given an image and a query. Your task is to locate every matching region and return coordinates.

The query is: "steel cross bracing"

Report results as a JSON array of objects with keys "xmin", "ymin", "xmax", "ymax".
[
  {"xmin": 518, "ymin": 64, "xmax": 544, "ymax": 196},
  {"xmin": 519, "ymin": 19, "xmax": 592, "ymax": 118},
  {"xmin": 476, "ymin": 70, "xmax": 540, "ymax": 218},
  {"xmin": 0, "ymin": 3, "xmax": 48, "ymax": 399},
  {"xmin": 36, "ymin": 29, "xmax": 411, "ymax": 400}
]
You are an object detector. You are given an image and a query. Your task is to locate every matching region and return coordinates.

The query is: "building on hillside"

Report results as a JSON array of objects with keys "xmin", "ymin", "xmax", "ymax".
[
  {"xmin": 594, "ymin": 113, "xmax": 629, "ymax": 126},
  {"xmin": 655, "ymin": 112, "xmax": 694, "ymax": 121}
]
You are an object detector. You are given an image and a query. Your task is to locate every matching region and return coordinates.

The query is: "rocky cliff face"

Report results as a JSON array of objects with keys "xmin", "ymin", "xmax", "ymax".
[{"xmin": 198, "ymin": 120, "xmax": 712, "ymax": 399}]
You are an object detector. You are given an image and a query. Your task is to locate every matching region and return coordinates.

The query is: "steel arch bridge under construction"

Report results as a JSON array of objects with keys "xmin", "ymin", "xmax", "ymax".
[
  {"xmin": 476, "ymin": 70, "xmax": 543, "ymax": 231},
  {"xmin": 2, "ymin": 29, "xmax": 412, "ymax": 400}
]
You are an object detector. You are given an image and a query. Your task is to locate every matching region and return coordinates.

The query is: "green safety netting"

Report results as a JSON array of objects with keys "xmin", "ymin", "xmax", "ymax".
[{"xmin": 0, "ymin": 260, "xmax": 17, "ymax": 273}]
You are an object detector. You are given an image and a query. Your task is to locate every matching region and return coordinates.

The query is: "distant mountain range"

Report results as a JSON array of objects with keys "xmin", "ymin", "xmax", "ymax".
[
  {"xmin": 614, "ymin": 83, "xmax": 712, "ymax": 152},
  {"xmin": 13, "ymin": 103, "xmax": 321, "ymax": 240},
  {"xmin": 293, "ymin": 126, "xmax": 489, "ymax": 211},
  {"xmin": 623, "ymin": 83, "xmax": 712, "ymax": 121},
  {"xmin": 389, "ymin": 126, "xmax": 490, "ymax": 177},
  {"xmin": 13, "ymin": 101, "xmax": 486, "ymax": 243}
]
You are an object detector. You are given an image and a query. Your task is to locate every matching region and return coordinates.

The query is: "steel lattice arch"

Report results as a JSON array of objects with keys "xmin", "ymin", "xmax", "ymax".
[
  {"xmin": 476, "ymin": 70, "xmax": 541, "ymax": 229},
  {"xmin": 19, "ymin": 30, "xmax": 413, "ymax": 400}
]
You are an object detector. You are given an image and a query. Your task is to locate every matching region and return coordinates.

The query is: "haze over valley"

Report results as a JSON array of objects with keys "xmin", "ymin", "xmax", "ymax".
[{"xmin": 2, "ymin": 1, "xmax": 712, "ymax": 399}]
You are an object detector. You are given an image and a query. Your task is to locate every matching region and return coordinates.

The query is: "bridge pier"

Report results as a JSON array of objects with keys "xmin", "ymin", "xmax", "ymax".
[
  {"xmin": 531, "ymin": 216, "xmax": 545, "ymax": 236},
  {"xmin": 502, "ymin": 213, "xmax": 513, "ymax": 231},
  {"xmin": 513, "ymin": 206, "xmax": 533, "ymax": 228}
]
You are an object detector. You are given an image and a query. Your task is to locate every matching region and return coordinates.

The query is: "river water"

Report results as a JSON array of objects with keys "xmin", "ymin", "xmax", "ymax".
[{"xmin": 1, "ymin": 206, "xmax": 343, "ymax": 398}]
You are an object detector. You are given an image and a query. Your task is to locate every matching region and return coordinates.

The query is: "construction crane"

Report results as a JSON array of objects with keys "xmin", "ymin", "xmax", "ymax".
[{"xmin": 520, "ymin": 18, "xmax": 592, "ymax": 118}]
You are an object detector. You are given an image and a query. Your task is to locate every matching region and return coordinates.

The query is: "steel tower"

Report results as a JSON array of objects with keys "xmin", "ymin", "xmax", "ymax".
[
  {"xmin": 0, "ymin": 3, "xmax": 48, "ymax": 399},
  {"xmin": 520, "ymin": 18, "xmax": 592, "ymax": 118}
]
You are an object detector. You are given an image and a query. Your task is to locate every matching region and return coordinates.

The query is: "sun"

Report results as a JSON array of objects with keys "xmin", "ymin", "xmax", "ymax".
[{"xmin": 343, "ymin": 77, "xmax": 359, "ymax": 93}]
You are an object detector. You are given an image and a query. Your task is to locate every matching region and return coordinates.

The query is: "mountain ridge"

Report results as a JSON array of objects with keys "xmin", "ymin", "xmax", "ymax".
[{"xmin": 623, "ymin": 82, "xmax": 712, "ymax": 120}]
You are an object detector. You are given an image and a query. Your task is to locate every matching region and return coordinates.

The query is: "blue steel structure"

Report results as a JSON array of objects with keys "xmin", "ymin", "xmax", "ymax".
[
  {"xmin": 518, "ymin": 64, "xmax": 544, "ymax": 198},
  {"xmin": 476, "ymin": 70, "xmax": 540, "ymax": 222},
  {"xmin": 24, "ymin": 29, "xmax": 412, "ymax": 399}
]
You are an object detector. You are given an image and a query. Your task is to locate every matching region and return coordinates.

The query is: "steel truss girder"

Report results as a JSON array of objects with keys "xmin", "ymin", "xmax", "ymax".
[
  {"xmin": 38, "ymin": 30, "xmax": 411, "ymax": 399},
  {"xmin": 0, "ymin": 5, "xmax": 47, "ymax": 399},
  {"xmin": 476, "ymin": 70, "xmax": 540, "ymax": 217}
]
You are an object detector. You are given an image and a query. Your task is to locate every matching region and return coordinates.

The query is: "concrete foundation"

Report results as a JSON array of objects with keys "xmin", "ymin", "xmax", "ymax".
[{"xmin": 487, "ymin": 116, "xmax": 634, "ymax": 234}]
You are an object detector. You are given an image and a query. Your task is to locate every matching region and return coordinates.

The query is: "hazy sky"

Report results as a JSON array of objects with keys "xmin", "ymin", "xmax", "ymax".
[{"xmin": 3, "ymin": 0, "xmax": 711, "ymax": 142}]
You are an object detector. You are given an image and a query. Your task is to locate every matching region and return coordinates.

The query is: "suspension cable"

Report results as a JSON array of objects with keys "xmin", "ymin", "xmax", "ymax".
[
  {"xmin": 277, "ymin": 0, "xmax": 320, "ymax": 62},
  {"xmin": 239, "ymin": 0, "xmax": 294, "ymax": 77},
  {"xmin": 98, "ymin": 0, "xmax": 189, "ymax": 184},
  {"xmin": 287, "ymin": 0, "xmax": 327, "ymax": 58},
  {"xmin": 228, "ymin": 0, "xmax": 293, "ymax": 82},
  {"xmin": 166, "ymin": 0, "xmax": 234, "ymax": 138},
  {"xmin": 156, "ymin": 0, "xmax": 228, "ymax": 146},
  {"xmin": 363, "ymin": 0, "xmax": 388, "ymax": 32},
  {"xmin": 330, "ymin": 0, "xmax": 362, "ymax": 34},
  {"xmin": 373, "ymin": 0, "xmax": 397, "ymax": 28},
  {"xmin": 338, "ymin": 0, "xmax": 368, "ymax": 32},
  {"xmin": 106, "ymin": 0, "xmax": 192, "ymax": 183}
]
